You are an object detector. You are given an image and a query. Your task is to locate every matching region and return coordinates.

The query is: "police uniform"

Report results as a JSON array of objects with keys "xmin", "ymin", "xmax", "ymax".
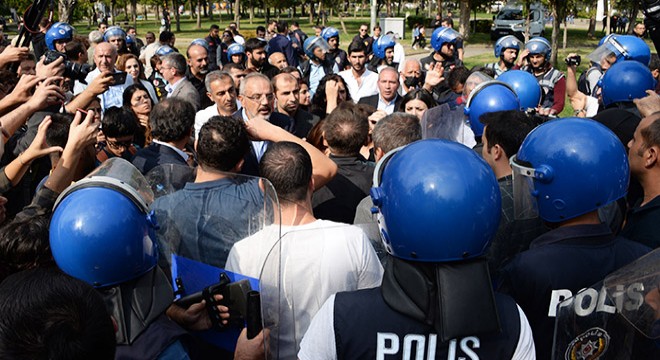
[
  {"xmin": 521, "ymin": 64, "xmax": 565, "ymax": 113},
  {"xmin": 299, "ymin": 287, "xmax": 535, "ymax": 359},
  {"xmin": 497, "ymin": 224, "xmax": 650, "ymax": 360}
]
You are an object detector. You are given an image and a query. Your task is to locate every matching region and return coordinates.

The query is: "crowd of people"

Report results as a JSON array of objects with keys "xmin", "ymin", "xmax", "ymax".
[{"xmin": 0, "ymin": 11, "xmax": 659, "ymax": 360}]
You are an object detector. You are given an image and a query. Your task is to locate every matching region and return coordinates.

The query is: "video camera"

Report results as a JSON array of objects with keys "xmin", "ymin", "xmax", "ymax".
[
  {"xmin": 174, "ymin": 272, "xmax": 263, "ymax": 339},
  {"xmin": 43, "ymin": 50, "xmax": 93, "ymax": 84}
]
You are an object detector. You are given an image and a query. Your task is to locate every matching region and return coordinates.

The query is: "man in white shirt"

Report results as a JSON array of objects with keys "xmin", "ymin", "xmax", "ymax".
[
  {"xmin": 226, "ymin": 141, "xmax": 383, "ymax": 358},
  {"xmin": 73, "ymin": 42, "xmax": 133, "ymax": 111},
  {"xmin": 339, "ymin": 41, "xmax": 378, "ymax": 103},
  {"xmin": 194, "ymin": 71, "xmax": 239, "ymax": 139}
]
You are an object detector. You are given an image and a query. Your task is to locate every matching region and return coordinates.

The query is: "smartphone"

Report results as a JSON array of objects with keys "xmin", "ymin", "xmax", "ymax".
[{"xmin": 111, "ymin": 71, "xmax": 127, "ymax": 85}]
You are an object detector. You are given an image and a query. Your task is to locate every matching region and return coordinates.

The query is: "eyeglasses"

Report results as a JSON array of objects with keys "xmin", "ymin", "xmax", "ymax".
[
  {"xmin": 244, "ymin": 93, "xmax": 274, "ymax": 102},
  {"xmin": 106, "ymin": 139, "xmax": 134, "ymax": 150},
  {"xmin": 360, "ymin": 29, "xmax": 368, "ymax": 32}
]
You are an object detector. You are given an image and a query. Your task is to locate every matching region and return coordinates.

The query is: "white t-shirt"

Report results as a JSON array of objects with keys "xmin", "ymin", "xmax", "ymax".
[
  {"xmin": 194, "ymin": 104, "xmax": 220, "ymax": 140},
  {"xmin": 339, "ymin": 68, "xmax": 379, "ymax": 103},
  {"xmin": 298, "ymin": 294, "xmax": 536, "ymax": 360},
  {"xmin": 226, "ymin": 219, "xmax": 384, "ymax": 358}
]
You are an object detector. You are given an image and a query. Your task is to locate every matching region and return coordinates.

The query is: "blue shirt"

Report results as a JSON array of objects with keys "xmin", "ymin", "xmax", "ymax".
[{"xmin": 150, "ymin": 177, "xmax": 264, "ymax": 269}]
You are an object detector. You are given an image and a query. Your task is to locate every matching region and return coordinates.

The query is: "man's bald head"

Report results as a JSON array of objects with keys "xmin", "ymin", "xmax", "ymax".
[
  {"xmin": 268, "ymin": 52, "xmax": 288, "ymax": 70},
  {"xmin": 94, "ymin": 42, "xmax": 118, "ymax": 72}
]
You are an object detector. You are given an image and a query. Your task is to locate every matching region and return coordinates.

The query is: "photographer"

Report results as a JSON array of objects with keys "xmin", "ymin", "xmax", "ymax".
[{"xmin": 73, "ymin": 42, "xmax": 134, "ymax": 111}]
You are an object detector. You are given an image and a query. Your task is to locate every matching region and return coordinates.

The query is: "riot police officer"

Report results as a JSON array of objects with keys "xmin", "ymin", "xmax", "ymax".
[{"xmin": 299, "ymin": 139, "xmax": 536, "ymax": 359}]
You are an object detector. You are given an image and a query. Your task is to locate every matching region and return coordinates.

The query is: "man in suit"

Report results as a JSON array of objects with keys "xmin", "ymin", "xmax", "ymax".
[
  {"xmin": 161, "ymin": 53, "xmax": 201, "ymax": 111},
  {"xmin": 358, "ymin": 67, "xmax": 402, "ymax": 114},
  {"xmin": 234, "ymin": 72, "xmax": 292, "ymax": 176},
  {"xmin": 132, "ymin": 98, "xmax": 195, "ymax": 174},
  {"xmin": 273, "ymin": 73, "xmax": 319, "ymax": 139}
]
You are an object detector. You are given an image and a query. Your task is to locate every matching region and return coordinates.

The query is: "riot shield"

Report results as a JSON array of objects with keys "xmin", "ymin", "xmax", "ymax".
[
  {"xmin": 420, "ymin": 102, "xmax": 476, "ymax": 148},
  {"xmin": 56, "ymin": 157, "xmax": 154, "ymax": 209},
  {"xmin": 149, "ymin": 172, "xmax": 281, "ymax": 272},
  {"xmin": 144, "ymin": 163, "xmax": 196, "ymax": 199},
  {"xmin": 553, "ymin": 249, "xmax": 660, "ymax": 359},
  {"xmin": 260, "ymin": 224, "xmax": 384, "ymax": 359}
]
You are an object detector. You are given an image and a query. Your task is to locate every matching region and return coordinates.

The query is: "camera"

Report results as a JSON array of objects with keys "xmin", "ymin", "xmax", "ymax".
[
  {"xmin": 565, "ymin": 55, "xmax": 581, "ymax": 67},
  {"xmin": 43, "ymin": 50, "xmax": 93, "ymax": 84}
]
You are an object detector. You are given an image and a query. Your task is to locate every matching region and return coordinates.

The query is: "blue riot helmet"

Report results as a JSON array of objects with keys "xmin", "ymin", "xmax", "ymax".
[
  {"xmin": 50, "ymin": 158, "xmax": 159, "ymax": 288},
  {"xmin": 226, "ymin": 43, "xmax": 245, "ymax": 62},
  {"xmin": 494, "ymin": 35, "xmax": 522, "ymax": 58},
  {"xmin": 45, "ymin": 22, "xmax": 74, "ymax": 51},
  {"xmin": 320, "ymin": 26, "xmax": 340, "ymax": 41},
  {"xmin": 464, "ymin": 80, "xmax": 521, "ymax": 137},
  {"xmin": 103, "ymin": 25, "xmax": 127, "ymax": 42},
  {"xmin": 190, "ymin": 38, "xmax": 210, "ymax": 51},
  {"xmin": 431, "ymin": 26, "xmax": 461, "ymax": 52},
  {"xmin": 373, "ymin": 34, "xmax": 396, "ymax": 60},
  {"xmin": 303, "ymin": 36, "xmax": 331, "ymax": 60},
  {"xmin": 155, "ymin": 45, "xmax": 175, "ymax": 56},
  {"xmin": 588, "ymin": 34, "xmax": 651, "ymax": 67},
  {"xmin": 511, "ymin": 118, "xmax": 629, "ymax": 223},
  {"xmin": 497, "ymin": 70, "xmax": 542, "ymax": 110},
  {"xmin": 599, "ymin": 60, "xmax": 657, "ymax": 107},
  {"xmin": 525, "ymin": 37, "xmax": 551, "ymax": 61},
  {"xmin": 370, "ymin": 139, "xmax": 501, "ymax": 262}
]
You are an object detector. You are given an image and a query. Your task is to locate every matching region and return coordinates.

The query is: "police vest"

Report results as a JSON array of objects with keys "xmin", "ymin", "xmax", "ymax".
[
  {"xmin": 300, "ymin": 59, "xmax": 335, "ymax": 85},
  {"xmin": 333, "ymin": 288, "xmax": 521, "ymax": 360},
  {"xmin": 535, "ymin": 68, "xmax": 564, "ymax": 109},
  {"xmin": 484, "ymin": 62, "xmax": 506, "ymax": 78}
]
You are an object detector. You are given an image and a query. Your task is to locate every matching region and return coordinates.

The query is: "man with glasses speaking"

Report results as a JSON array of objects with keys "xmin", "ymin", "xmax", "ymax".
[{"xmin": 235, "ymin": 73, "xmax": 295, "ymax": 176}]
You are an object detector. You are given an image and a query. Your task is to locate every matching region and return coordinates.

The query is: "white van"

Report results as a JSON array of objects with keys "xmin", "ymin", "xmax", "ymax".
[{"xmin": 490, "ymin": 2, "xmax": 546, "ymax": 41}]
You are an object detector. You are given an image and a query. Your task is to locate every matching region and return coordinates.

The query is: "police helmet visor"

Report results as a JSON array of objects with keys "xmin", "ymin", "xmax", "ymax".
[
  {"xmin": 305, "ymin": 37, "xmax": 331, "ymax": 55},
  {"xmin": 588, "ymin": 37, "xmax": 626, "ymax": 66},
  {"xmin": 55, "ymin": 157, "xmax": 154, "ymax": 211},
  {"xmin": 438, "ymin": 27, "xmax": 461, "ymax": 44},
  {"xmin": 510, "ymin": 155, "xmax": 540, "ymax": 220},
  {"xmin": 463, "ymin": 71, "xmax": 494, "ymax": 99}
]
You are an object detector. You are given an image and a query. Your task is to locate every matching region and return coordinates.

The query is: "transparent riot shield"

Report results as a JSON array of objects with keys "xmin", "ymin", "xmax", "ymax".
[
  {"xmin": 553, "ymin": 249, "xmax": 660, "ymax": 359},
  {"xmin": 150, "ymin": 172, "xmax": 281, "ymax": 272},
  {"xmin": 421, "ymin": 102, "xmax": 476, "ymax": 148},
  {"xmin": 144, "ymin": 163, "xmax": 196, "ymax": 199},
  {"xmin": 55, "ymin": 157, "xmax": 154, "ymax": 210},
  {"xmin": 260, "ymin": 224, "xmax": 385, "ymax": 359}
]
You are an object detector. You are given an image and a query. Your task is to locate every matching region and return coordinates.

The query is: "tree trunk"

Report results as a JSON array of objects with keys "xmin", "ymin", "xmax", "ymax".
[
  {"xmin": 250, "ymin": 4, "xmax": 254, "ymax": 24},
  {"xmin": 436, "ymin": 0, "xmax": 442, "ymax": 18},
  {"xmin": 628, "ymin": 1, "xmax": 640, "ymax": 34},
  {"xmin": 550, "ymin": 6, "xmax": 560, "ymax": 66},
  {"xmin": 563, "ymin": 18, "xmax": 567, "ymax": 49},
  {"xmin": 111, "ymin": 0, "xmax": 116, "ymax": 25},
  {"xmin": 588, "ymin": 16, "xmax": 596, "ymax": 38},
  {"xmin": 209, "ymin": 1, "xmax": 214, "ymax": 21},
  {"xmin": 458, "ymin": 0, "xmax": 470, "ymax": 40},
  {"xmin": 338, "ymin": 10, "xmax": 348, "ymax": 34},
  {"xmin": 131, "ymin": 0, "xmax": 137, "ymax": 25},
  {"xmin": 524, "ymin": 1, "xmax": 531, "ymax": 42},
  {"xmin": 386, "ymin": 0, "xmax": 392, "ymax": 17},
  {"xmin": 197, "ymin": 0, "xmax": 202, "ymax": 28},
  {"xmin": 124, "ymin": 2, "xmax": 129, "ymax": 21},
  {"xmin": 173, "ymin": 0, "xmax": 181, "ymax": 32},
  {"xmin": 309, "ymin": 2, "xmax": 313, "ymax": 24},
  {"xmin": 234, "ymin": 0, "xmax": 240, "ymax": 23},
  {"xmin": 58, "ymin": 0, "xmax": 77, "ymax": 23}
]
